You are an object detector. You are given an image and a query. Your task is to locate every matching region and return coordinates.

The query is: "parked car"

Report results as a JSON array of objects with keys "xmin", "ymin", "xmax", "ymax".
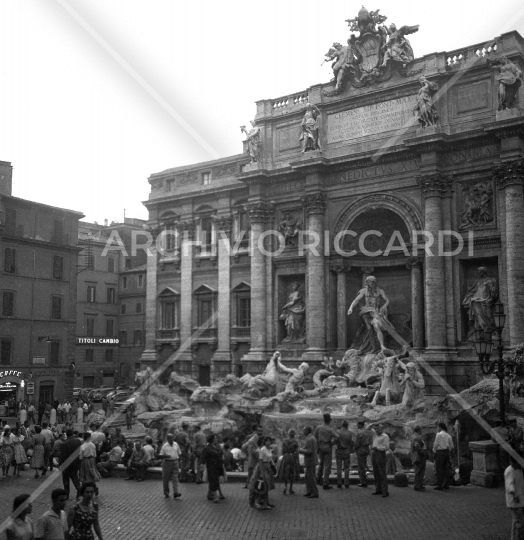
[
  {"xmin": 115, "ymin": 394, "xmax": 137, "ymax": 412},
  {"xmin": 72, "ymin": 388, "xmax": 82, "ymax": 398},
  {"xmin": 92, "ymin": 387, "xmax": 115, "ymax": 402},
  {"xmin": 114, "ymin": 390, "xmax": 134, "ymax": 402}
]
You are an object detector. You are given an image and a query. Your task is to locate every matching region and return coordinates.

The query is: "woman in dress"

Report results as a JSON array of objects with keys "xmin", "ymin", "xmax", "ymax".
[
  {"xmin": 1, "ymin": 427, "xmax": 16, "ymax": 477},
  {"xmin": 19, "ymin": 403, "xmax": 27, "ymax": 425},
  {"xmin": 30, "ymin": 425, "xmax": 46, "ymax": 479},
  {"xmin": 67, "ymin": 482, "xmax": 103, "ymax": 540},
  {"xmin": 12, "ymin": 427, "xmax": 28, "ymax": 477},
  {"xmin": 79, "ymin": 433, "xmax": 101, "ymax": 485},
  {"xmin": 6, "ymin": 493, "xmax": 33, "ymax": 540},
  {"xmin": 49, "ymin": 406, "xmax": 57, "ymax": 426},
  {"xmin": 200, "ymin": 434, "xmax": 225, "ymax": 503},
  {"xmin": 281, "ymin": 429, "xmax": 299, "ymax": 495},
  {"xmin": 249, "ymin": 436, "xmax": 276, "ymax": 510}
]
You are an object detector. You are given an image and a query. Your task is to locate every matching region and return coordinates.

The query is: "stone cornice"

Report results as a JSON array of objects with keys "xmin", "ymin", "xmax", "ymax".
[
  {"xmin": 417, "ymin": 173, "xmax": 454, "ymax": 198},
  {"xmin": 493, "ymin": 159, "xmax": 524, "ymax": 189},
  {"xmin": 302, "ymin": 192, "xmax": 327, "ymax": 215}
]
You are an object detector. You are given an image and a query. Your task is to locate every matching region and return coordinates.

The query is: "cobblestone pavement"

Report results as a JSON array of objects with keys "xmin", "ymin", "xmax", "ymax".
[{"xmin": 0, "ymin": 472, "xmax": 508, "ymax": 540}]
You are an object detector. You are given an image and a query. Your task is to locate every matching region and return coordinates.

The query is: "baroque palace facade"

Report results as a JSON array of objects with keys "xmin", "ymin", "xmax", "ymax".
[{"xmin": 141, "ymin": 11, "xmax": 524, "ymax": 393}]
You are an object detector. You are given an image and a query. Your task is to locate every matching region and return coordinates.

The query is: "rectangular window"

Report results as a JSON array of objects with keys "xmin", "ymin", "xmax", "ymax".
[
  {"xmin": 134, "ymin": 362, "xmax": 141, "ymax": 371},
  {"xmin": 201, "ymin": 218, "xmax": 213, "ymax": 247},
  {"xmin": 133, "ymin": 330, "xmax": 143, "ymax": 346},
  {"xmin": 105, "ymin": 349, "xmax": 114, "ymax": 362},
  {"xmin": 4, "ymin": 248, "xmax": 15, "ymax": 273},
  {"xmin": 107, "ymin": 257, "xmax": 115, "ymax": 273},
  {"xmin": 125, "ymin": 259, "xmax": 132, "ymax": 270},
  {"xmin": 53, "ymin": 219, "xmax": 64, "ymax": 243},
  {"xmin": 107, "ymin": 287, "xmax": 116, "ymax": 304},
  {"xmin": 86, "ymin": 318, "xmax": 95, "ymax": 337},
  {"xmin": 2, "ymin": 291, "xmax": 15, "ymax": 317},
  {"xmin": 49, "ymin": 341, "xmax": 60, "ymax": 365},
  {"xmin": 0, "ymin": 339, "xmax": 12, "ymax": 365},
  {"xmin": 5, "ymin": 208, "xmax": 16, "ymax": 235},
  {"xmin": 121, "ymin": 303, "xmax": 127, "ymax": 315},
  {"xmin": 119, "ymin": 331, "xmax": 127, "ymax": 345},
  {"xmin": 87, "ymin": 285, "xmax": 96, "ymax": 303},
  {"xmin": 85, "ymin": 349, "xmax": 94, "ymax": 362},
  {"xmin": 161, "ymin": 302, "xmax": 177, "ymax": 329},
  {"xmin": 238, "ymin": 211, "xmax": 250, "ymax": 249},
  {"xmin": 51, "ymin": 296, "xmax": 62, "ymax": 320},
  {"xmin": 136, "ymin": 302, "xmax": 142, "ymax": 314},
  {"xmin": 138, "ymin": 274, "xmax": 144, "ymax": 287},
  {"xmin": 106, "ymin": 319, "xmax": 115, "ymax": 337},
  {"xmin": 202, "ymin": 172, "xmax": 211, "ymax": 185},
  {"xmin": 198, "ymin": 299, "xmax": 213, "ymax": 327},
  {"xmin": 164, "ymin": 225, "xmax": 177, "ymax": 251},
  {"xmin": 53, "ymin": 255, "xmax": 64, "ymax": 279},
  {"xmin": 238, "ymin": 297, "xmax": 251, "ymax": 327},
  {"xmin": 122, "ymin": 277, "xmax": 127, "ymax": 289}
]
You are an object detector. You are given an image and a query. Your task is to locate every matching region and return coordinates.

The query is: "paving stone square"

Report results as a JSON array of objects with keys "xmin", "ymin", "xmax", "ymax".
[{"xmin": 0, "ymin": 472, "xmax": 509, "ymax": 540}]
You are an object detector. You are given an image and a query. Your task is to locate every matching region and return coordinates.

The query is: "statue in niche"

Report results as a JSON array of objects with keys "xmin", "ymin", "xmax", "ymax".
[
  {"xmin": 323, "ymin": 38, "xmax": 361, "ymax": 94},
  {"xmin": 413, "ymin": 76, "xmax": 439, "ymax": 128},
  {"xmin": 280, "ymin": 282, "xmax": 306, "ymax": 342},
  {"xmin": 380, "ymin": 23, "xmax": 419, "ymax": 68},
  {"xmin": 279, "ymin": 212, "xmax": 303, "ymax": 247},
  {"xmin": 459, "ymin": 182, "xmax": 494, "ymax": 230},
  {"xmin": 347, "ymin": 275, "xmax": 411, "ymax": 354},
  {"xmin": 488, "ymin": 56, "xmax": 523, "ymax": 111},
  {"xmin": 462, "ymin": 266, "xmax": 499, "ymax": 335},
  {"xmin": 240, "ymin": 121, "xmax": 261, "ymax": 163},
  {"xmin": 299, "ymin": 104, "xmax": 321, "ymax": 153}
]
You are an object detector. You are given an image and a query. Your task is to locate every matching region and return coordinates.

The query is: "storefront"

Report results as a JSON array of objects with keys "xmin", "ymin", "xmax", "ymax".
[{"xmin": 0, "ymin": 370, "xmax": 25, "ymax": 416}]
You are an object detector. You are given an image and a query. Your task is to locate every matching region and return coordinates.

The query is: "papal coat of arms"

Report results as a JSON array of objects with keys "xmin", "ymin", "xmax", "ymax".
[{"xmin": 322, "ymin": 6, "xmax": 420, "ymax": 97}]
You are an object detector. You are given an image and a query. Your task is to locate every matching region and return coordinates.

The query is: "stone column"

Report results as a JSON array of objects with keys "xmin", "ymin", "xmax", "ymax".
[
  {"xmin": 140, "ymin": 241, "xmax": 158, "ymax": 368},
  {"xmin": 212, "ymin": 215, "xmax": 232, "ymax": 376},
  {"xmin": 494, "ymin": 160, "xmax": 524, "ymax": 345},
  {"xmin": 177, "ymin": 220, "xmax": 196, "ymax": 375},
  {"xmin": 407, "ymin": 257, "xmax": 425, "ymax": 350},
  {"xmin": 332, "ymin": 264, "xmax": 349, "ymax": 352},
  {"xmin": 303, "ymin": 192, "xmax": 327, "ymax": 360},
  {"xmin": 242, "ymin": 202, "xmax": 273, "ymax": 368},
  {"xmin": 418, "ymin": 174, "xmax": 451, "ymax": 350}
]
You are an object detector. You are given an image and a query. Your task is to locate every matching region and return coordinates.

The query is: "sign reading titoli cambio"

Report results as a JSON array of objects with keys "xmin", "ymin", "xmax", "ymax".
[
  {"xmin": 327, "ymin": 95, "xmax": 417, "ymax": 143},
  {"xmin": 76, "ymin": 338, "xmax": 120, "ymax": 346}
]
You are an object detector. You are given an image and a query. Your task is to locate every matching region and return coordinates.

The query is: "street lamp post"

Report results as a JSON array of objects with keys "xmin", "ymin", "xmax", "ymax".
[{"xmin": 474, "ymin": 301, "xmax": 507, "ymax": 425}]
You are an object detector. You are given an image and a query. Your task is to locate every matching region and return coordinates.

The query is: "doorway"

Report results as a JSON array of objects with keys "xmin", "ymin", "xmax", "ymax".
[
  {"xmin": 198, "ymin": 365, "xmax": 210, "ymax": 386},
  {"xmin": 39, "ymin": 383, "xmax": 54, "ymax": 406}
]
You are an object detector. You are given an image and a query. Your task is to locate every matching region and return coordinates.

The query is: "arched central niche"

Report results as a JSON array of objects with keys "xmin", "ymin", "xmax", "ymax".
[{"xmin": 343, "ymin": 207, "xmax": 411, "ymax": 256}]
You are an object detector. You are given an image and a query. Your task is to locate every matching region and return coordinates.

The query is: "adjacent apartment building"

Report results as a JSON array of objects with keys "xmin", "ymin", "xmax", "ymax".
[{"xmin": 0, "ymin": 161, "xmax": 84, "ymax": 405}]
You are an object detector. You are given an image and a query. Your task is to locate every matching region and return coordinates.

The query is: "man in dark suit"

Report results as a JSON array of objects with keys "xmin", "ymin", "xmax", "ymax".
[
  {"xmin": 411, "ymin": 425, "xmax": 427, "ymax": 491},
  {"xmin": 299, "ymin": 426, "xmax": 319, "ymax": 498},
  {"xmin": 60, "ymin": 429, "xmax": 82, "ymax": 499}
]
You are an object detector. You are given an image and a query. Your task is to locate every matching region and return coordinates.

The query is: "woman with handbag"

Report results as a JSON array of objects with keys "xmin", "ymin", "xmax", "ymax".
[
  {"xmin": 200, "ymin": 434, "xmax": 225, "ymax": 503},
  {"xmin": 249, "ymin": 437, "xmax": 276, "ymax": 510}
]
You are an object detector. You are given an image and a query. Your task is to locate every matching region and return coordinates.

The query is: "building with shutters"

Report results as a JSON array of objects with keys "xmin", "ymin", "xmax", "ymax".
[{"xmin": 0, "ymin": 160, "xmax": 83, "ymax": 405}]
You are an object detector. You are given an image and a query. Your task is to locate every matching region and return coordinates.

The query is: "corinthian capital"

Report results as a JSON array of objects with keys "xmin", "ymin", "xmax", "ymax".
[
  {"xmin": 417, "ymin": 173, "xmax": 453, "ymax": 198},
  {"xmin": 302, "ymin": 192, "xmax": 327, "ymax": 215},
  {"xmin": 213, "ymin": 214, "xmax": 233, "ymax": 234},
  {"xmin": 493, "ymin": 159, "xmax": 524, "ymax": 189},
  {"xmin": 246, "ymin": 202, "xmax": 274, "ymax": 224}
]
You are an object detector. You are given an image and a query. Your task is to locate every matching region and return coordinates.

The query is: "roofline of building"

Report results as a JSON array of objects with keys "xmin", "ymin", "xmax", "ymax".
[
  {"xmin": 3, "ymin": 194, "xmax": 85, "ymax": 218},
  {"xmin": 148, "ymin": 153, "xmax": 247, "ymax": 180}
]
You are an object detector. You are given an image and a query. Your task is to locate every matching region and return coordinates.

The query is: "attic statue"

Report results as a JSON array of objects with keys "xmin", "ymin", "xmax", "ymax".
[
  {"xmin": 240, "ymin": 121, "xmax": 261, "ymax": 163},
  {"xmin": 488, "ymin": 56, "xmax": 523, "ymax": 111}
]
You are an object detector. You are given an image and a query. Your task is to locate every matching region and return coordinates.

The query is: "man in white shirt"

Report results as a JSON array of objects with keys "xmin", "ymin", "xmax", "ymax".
[
  {"xmin": 63, "ymin": 401, "xmax": 71, "ymax": 424},
  {"xmin": 160, "ymin": 433, "xmax": 182, "ymax": 499},
  {"xmin": 371, "ymin": 424, "xmax": 390, "ymax": 497},
  {"xmin": 432, "ymin": 422, "xmax": 454, "ymax": 490},
  {"xmin": 506, "ymin": 455, "xmax": 524, "ymax": 539},
  {"xmin": 41, "ymin": 422, "xmax": 54, "ymax": 474},
  {"xmin": 34, "ymin": 488, "xmax": 68, "ymax": 540}
]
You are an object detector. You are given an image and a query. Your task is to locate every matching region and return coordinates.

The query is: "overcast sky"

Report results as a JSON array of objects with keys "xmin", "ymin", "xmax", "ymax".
[{"xmin": 1, "ymin": 0, "xmax": 523, "ymax": 224}]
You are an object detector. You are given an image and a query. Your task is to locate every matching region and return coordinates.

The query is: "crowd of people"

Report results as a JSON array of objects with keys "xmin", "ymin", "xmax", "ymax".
[{"xmin": 0, "ymin": 410, "xmax": 477, "ymax": 539}]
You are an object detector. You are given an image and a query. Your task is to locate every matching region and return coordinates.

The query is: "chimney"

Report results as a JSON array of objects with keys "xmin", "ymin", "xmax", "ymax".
[
  {"xmin": 104, "ymin": 219, "xmax": 108, "ymax": 227},
  {"xmin": 0, "ymin": 161, "xmax": 13, "ymax": 196}
]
